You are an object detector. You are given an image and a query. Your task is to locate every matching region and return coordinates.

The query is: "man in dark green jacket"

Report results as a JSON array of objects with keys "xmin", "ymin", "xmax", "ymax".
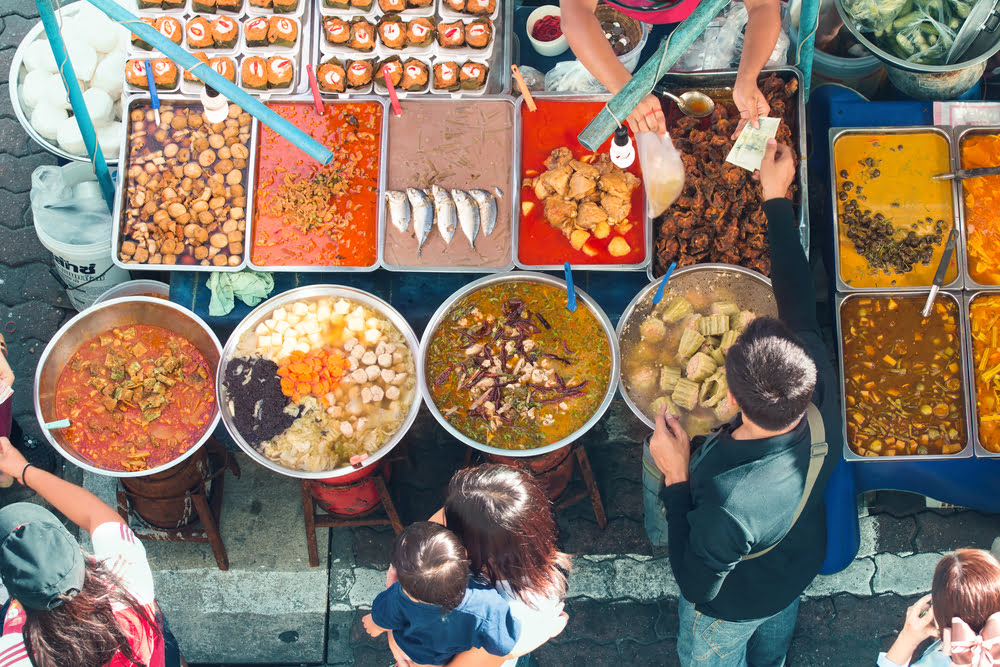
[{"xmin": 646, "ymin": 139, "xmax": 842, "ymax": 666}]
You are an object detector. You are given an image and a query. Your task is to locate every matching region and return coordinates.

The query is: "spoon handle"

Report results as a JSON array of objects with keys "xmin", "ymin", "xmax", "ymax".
[
  {"xmin": 652, "ymin": 261, "xmax": 677, "ymax": 305},
  {"xmin": 564, "ymin": 262, "xmax": 577, "ymax": 312}
]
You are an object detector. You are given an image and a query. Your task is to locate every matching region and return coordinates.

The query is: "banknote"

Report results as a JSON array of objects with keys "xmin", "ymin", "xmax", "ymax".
[
  {"xmin": 0, "ymin": 384, "xmax": 11, "ymax": 406},
  {"xmin": 725, "ymin": 117, "xmax": 782, "ymax": 172}
]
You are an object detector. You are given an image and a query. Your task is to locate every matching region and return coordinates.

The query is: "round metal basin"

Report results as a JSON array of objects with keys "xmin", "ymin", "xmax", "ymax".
[
  {"xmin": 34, "ymin": 297, "xmax": 222, "ymax": 477},
  {"xmin": 217, "ymin": 285, "xmax": 423, "ymax": 480},
  {"xmin": 616, "ymin": 263, "xmax": 775, "ymax": 429},
  {"xmin": 418, "ymin": 271, "xmax": 620, "ymax": 458}
]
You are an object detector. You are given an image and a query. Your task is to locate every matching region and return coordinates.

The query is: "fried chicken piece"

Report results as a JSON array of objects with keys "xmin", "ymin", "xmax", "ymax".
[
  {"xmin": 598, "ymin": 169, "xmax": 641, "ymax": 201},
  {"xmin": 721, "ymin": 166, "xmax": 744, "ymax": 187},
  {"xmin": 592, "ymin": 153, "xmax": 617, "ymax": 176},
  {"xmin": 709, "ymin": 134, "xmax": 730, "ymax": 149},
  {"xmin": 568, "ymin": 172, "xmax": 597, "ymax": 200},
  {"xmin": 748, "ymin": 256, "xmax": 771, "ymax": 276},
  {"xmin": 783, "ymin": 77, "xmax": 798, "ymax": 99},
  {"xmin": 747, "ymin": 233, "xmax": 767, "ymax": 251},
  {"xmin": 673, "ymin": 213, "xmax": 698, "ymax": 230},
  {"xmin": 676, "ymin": 116, "xmax": 701, "ymax": 132},
  {"xmin": 543, "ymin": 196, "xmax": 577, "ymax": 231},
  {"xmin": 576, "ymin": 201, "xmax": 608, "ymax": 230},
  {"xmin": 570, "ymin": 159, "xmax": 600, "ymax": 180},
  {"xmin": 714, "ymin": 224, "xmax": 739, "ymax": 252},
  {"xmin": 762, "ymin": 74, "xmax": 784, "ymax": 94},
  {"xmin": 537, "ymin": 166, "xmax": 572, "ymax": 198},
  {"xmin": 601, "ymin": 193, "xmax": 630, "ymax": 224},
  {"xmin": 544, "ymin": 147, "xmax": 573, "ymax": 171},
  {"xmin": 689, "ymin": 231, "xmax": 711, "ymax": 254}
]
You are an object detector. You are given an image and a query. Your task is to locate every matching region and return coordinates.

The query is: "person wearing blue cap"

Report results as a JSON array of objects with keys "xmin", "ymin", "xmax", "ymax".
[{"xmin": 0, "ymin": 436, "xmax": 184, "ymax": 667}]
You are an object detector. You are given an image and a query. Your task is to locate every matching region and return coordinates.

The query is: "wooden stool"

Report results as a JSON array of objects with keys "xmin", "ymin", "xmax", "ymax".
[
  {"xmin": 301, "ymin": 451, "xmax": 407, "ymax": 568},
  {"xmin": 116, "ymin": 438, "xmax": 240, "ymax": 571},
  {"xmin": 463, "ymin": 443, "xmax": 607, "ymax": 529}
]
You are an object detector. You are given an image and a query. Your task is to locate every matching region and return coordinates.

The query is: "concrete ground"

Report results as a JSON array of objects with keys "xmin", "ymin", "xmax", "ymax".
[{"xmin": 2, "ymin": 2, "xmax": 1000, "ymax": 664}]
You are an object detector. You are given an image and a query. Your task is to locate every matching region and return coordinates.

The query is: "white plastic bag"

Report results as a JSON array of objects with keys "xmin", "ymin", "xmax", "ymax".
[
  {"xmin": 543, "ymin": 61, "xmax": 607, "ymax": 93},
  {"xmin": 636, "ymin": 131, "xmax": 685, "ymax": 219}
]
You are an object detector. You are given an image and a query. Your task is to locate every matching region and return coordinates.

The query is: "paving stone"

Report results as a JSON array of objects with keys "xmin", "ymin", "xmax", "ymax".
[
  {"xmin": 0, "ymin": 226, "xmax": 56, "ymax": 268},
  {"xmin": 550, "ymin": 598, "xmax": 660, "ymax": 646},
  {"xmin": 351, "ymin": 644, "xmax": 394, "ymax": 667},
  {"xmin": 873, "ymin": 513, "xmax": 918, "ymax": 555},
  {"xmin": 559, "ymin": 514, "xmax": 653, "ymax": 557},
  {"xmin": 327, "ymin": 608, "xmax": 356, "ymax": 665},
  {"xmin": 600, "ymin": 398, "xmax": 649, "ymax": 445},
  {"xmin": 805, "ymin": 557, "xmax": 875, "ymax": 597},
  {"xmin": 534, "ymin": 638, "xmax": 619, "ymax": 666},
  {"xmin": 653, "ymin": 598, "xmax": 681, "ymax": 640},
  {"xmin": 566, "ymin": 556, "xmax": 613, "ymax": 599},
  {"xmin": 793, "ymin": 597, "xmax": 836, "ymax": 642},
  {"xmin": 869, "ymin": 490, "xmax": 928, "ymax": 518},
  {"xmin": 1, "ymin": 3, "xmax": 40, "ymax": 20},
  {"xmin": 0, "ymin": 47, "xmax": 14, "ymax": 87},
  {"xmin": 617, "ymin": 639, "xmax": 681, "ymax": 666},
  {"xmin": 348, "ymin": 566, "xmax": 387, "ymax": 608},
  {"xmin": 872, "ymin": 553, "xmax": 942, "ymax": 596},
  {"xmin": 0, "ymin": 186, "xmax": 30, "ymax": 229},
  {"xmin": 608, "ymin": 556, "xmax": 679, "ymax": 601},
  {"xmin": 351, "ymin": 526, "xmax": 394, "ymax": 569},
  {"xmin": 0, "ymin": 150, "xmax": 58, "ymax": 193},
  {"xmin": 829, "ymin": 593, "xmax": 920, "ymax": 643},
  {"xmin": 914, "ymin": 509, "xmax": 1000, "ymax": 552},
  {"xmin": 1, "ymin": 14, "xmax": 35, "ymax": 49}
]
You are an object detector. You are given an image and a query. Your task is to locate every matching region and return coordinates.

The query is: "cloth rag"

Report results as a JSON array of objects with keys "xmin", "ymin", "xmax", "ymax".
[{"xmin": 207, "ymin": 270, "xmax": 274, "ymax": 316}]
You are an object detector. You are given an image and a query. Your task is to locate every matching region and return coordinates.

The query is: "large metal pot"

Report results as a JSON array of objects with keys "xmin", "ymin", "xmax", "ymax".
[
  {"xmin": 34, "ymin": 297, "xmax": 223, "ymax": 477},
  {"xmin": 217, "ymin": 285, "xmax": 423, "ymax": 480},
  {"xmin": 418, "ymin": 271, "xmax": 620, "ymax": 458},
  {"xmin": 616, "ymin": 264, "xmax": 776, "ymax": 429}
]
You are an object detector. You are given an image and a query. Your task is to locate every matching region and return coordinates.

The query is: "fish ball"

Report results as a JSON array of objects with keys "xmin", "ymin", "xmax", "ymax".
[
  {"xmin": 23, "ymin": 40, "xmax": 58, "ymax": 73},
  {"xmin": 56, "ymin": 117, "xmax": 85, "ymax": 155},
  {"xmin": 97, "ymin": 124, "xmax": 122, "ymax": 158},
  {"xmin": 91, "ymin": 54, "xmax": 123, "ymax": 99},
  {"xmin": 82, "ymin": 88, "xmax": 113, "ymax": 124},
  {"xmin": 30, "ymin": 105, "xmax": 68, "ymax": 140},
  {"xmin": 639, "ymin": 317, "xmax": 667, "ymax": 343},
  {"xmin": 20, "ymin": 70, "xmax": 49, "ymax": 110},
  {"xmin": 628, "ymin": 366, "xmax": 658, "ymax": 393},
  {"xmin": 41, "ymin": 74, "xmax": 70, "ymax": 109},
  {"xmin": 64, "ymin": 40, "xmax": 97, "ymax": 81}
]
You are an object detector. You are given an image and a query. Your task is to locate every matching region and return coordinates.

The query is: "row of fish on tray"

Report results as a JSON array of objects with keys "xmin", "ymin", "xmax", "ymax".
[{"xmin": 386, "ymin": 186, "xmax": 499, "ymax": 253}]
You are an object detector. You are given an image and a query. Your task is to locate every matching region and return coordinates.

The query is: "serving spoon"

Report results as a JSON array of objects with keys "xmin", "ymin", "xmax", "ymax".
[{"xmin": 661, "ymin": 90, "xmax": 715, "ymax": 118}]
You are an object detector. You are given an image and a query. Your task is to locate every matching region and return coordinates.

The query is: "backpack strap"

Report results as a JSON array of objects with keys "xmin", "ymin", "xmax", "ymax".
[{"xmin": 741, "ymin": 404, "xmax": 828, "ymax": 561}]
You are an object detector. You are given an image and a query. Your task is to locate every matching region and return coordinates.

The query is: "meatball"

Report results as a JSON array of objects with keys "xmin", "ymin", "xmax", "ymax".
[{"xmin": 639, "ymin": 317, "xmax": 667, "ymax": 343}]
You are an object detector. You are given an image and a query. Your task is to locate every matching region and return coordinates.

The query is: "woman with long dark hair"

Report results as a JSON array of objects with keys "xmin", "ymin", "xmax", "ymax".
[
  {"xmin": 0, "ymin": 436, "xmax": 183, "ymax": 667},
  {"xmin": 386, "ymin": 464, "xmax": 571, "ymax": 667}
]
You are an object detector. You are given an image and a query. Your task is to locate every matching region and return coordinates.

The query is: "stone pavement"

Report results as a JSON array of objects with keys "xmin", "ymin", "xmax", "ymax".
[{"xmin": 2, "ymin": 1, "xmax": 1000, "ymax": 665}]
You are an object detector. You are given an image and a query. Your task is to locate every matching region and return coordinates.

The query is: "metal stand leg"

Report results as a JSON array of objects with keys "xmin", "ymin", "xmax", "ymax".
[{"xmin": 301, "ymin": 481, "xmax": 321, "ymax": 568}]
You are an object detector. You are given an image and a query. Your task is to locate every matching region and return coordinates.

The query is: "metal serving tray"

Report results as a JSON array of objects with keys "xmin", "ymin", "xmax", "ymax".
[
  {"xmin": 828, "ymin": 126, "xmax": 964, "ymax": 293},
  {"xmin": 953, "ymin": 125, "xmax": 1000, "ymax": 291},
  {"xmin": 835, "ymin": 290, "xmax": 974, "ymax": 461},
  {"xmin": 246, "ymin": 94, "xmax": 387, "ymax": 272},
  {"xmin": 645, "ymin": 67, "xmax": 809, "ymax": 282},
  {"xmin": 112, "ymin": 93, "xmax": 259, "ymax": 272},
  {"xmin": 513, "ymin": 92, "xmax": 652, "ymax": 272},
  {"xmin": 964, "ymin": 290, "xmax": 1000, "ymax": 458},
  {"xmin": 379, "ymin": 96, "xmax": 516, "ymax": 273}
]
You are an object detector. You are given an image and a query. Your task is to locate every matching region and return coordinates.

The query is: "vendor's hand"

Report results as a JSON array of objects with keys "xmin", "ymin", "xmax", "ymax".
[
  {"xmin": 362, "ymin": 613, "xmax": 384, "ymax": 638},
  {"xmin": 0, "ymin": 352, "xmax": 13, "ymax": 392},
  {"xmin": 731, "ymin": 77, "xmax": 770, "ymax": 139},
  {"xmin": 648, "ymin": 404, "xmax": 690, "ymax": 486},
  {"xmin": 886, "ymin": 594, "xmax": 938, "ymax": 665},
  {"xmin": 755, "ymin": 139, "xmax": 796, "ymax": 201},
  {"xmin": 626, "ymin": 93, "xmax": 666, "ymax": 137},
  {"xmin": 0, "ymin": 437, "xmax": 28, "ymax": 484}
]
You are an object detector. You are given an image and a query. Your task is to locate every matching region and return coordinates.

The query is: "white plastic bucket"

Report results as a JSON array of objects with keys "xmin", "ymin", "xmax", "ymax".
[
  {"xmin": 92, "ymin": 279, "xmax": 169, "ymax": 305},
  {"xmin": 31, "ymin": 163, "xmax": 130, "ymax": 312}
]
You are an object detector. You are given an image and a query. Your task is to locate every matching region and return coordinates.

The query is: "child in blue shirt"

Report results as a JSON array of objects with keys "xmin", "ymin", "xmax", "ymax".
[{"xmin": 362, "ymin": 521, "xmax": 521, "ymax": 666}]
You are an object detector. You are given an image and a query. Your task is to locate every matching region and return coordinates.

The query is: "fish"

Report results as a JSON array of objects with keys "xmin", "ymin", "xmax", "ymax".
[
  {"xmin": 469, "ymin": 189, "xmax": 497, "ymax": 237},
  {"xmin": 452, "ymin": 189, "xmax": 480, "ymax": 248},
  {"xmin": 386, "ymin": 190, "xmax": 411, "ymax": 233},
  {"xmin": 407, "ymin": 187, "xmax": 434, "ymax": 255},
  {"xmin": 431, "ymin": 184, "xmax": 457, "ymax": 244}
]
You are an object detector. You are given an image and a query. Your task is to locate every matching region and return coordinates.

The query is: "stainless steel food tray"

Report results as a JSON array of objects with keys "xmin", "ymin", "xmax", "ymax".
[
  {"xmin": 829, "ymin": 126, "xmax": 964, "ymax": 294},
  {"xmin": 379, "ymin": 96, "xmax": 516, "ymax": 273},
  {"xmin": 247, "ymin": 94, "xmax": 387, "ymax": 272},
  {"xmin": 314, "ymin": 0, "xmax": 510, "ymax": 98},
  {"xmin": 836, "ymin": 290, "xmax": 974, "ymax": 461},
  {"xmin": 964, "ymin": 290, "xmax": 1000, "ymax": 458},
  {"xmin": 615, "ymin": 263, "xmax": 774, "ymax": 429},
  {"xmin": 112, "ymin": 93, "xmax": 259, "ymax": 272},
  {"xmin": 417, "ymin": 270, "xmax": 620, "ymax": 457},
  {"xmin": 216, "ymin": 284, "xmax": 423, "ymax": 478},
  {"xmin": 952, "ymin": 125, "xmax": 1000, "ymax": 291},
  {"xmin": 513, "ymin": 93, "xmax": 652, "ymax": 273},
  {"xmin": 645, "ymin": 67, "xmax": 809, "ymax": 282}
]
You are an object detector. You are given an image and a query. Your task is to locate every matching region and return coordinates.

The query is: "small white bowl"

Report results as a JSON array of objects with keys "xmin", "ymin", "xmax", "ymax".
[{"xmin": 526, "ymin": 5, "xmax": 568, "ymax": 57}]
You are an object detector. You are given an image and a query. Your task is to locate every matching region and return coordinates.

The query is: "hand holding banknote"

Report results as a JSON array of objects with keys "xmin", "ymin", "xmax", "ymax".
[
  {"xmin": 726, "ymin": 117, "xmax": 781, "ymax": 172},
  {"xmin": 755, "ymin": 138, "xmax": 797, "ymax": 202}
]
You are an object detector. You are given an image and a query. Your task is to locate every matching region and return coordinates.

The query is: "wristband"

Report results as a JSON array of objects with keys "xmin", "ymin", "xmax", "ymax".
[{"xmin": 20, "ymin": 462, "xmax": 33, "ymax": 487}]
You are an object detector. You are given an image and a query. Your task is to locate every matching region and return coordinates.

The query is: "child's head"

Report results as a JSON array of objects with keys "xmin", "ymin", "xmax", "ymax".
[
  {"xmin": 392, "ymin": 522, "xmax": 470, "ymax": 613},
  {"xmin": 932, "ymin": 548, "xmax": 1000, "ymax": 634}
]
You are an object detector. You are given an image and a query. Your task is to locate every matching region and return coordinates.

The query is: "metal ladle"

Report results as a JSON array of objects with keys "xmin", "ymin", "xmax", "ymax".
[{"xmin": 661, "ymin": 90, "xmax": 715, "ymax": 118}]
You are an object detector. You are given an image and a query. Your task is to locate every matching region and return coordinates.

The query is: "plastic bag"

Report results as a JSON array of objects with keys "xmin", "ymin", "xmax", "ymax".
[
  {"xmin": 636, "ymin": 131, "xmax": 685, "ymax": 219},
  {"xmin": 517, "ymin": 65, "xmax": 546, "ymax": 91},
  {"xmin": 840, "ymin": 0, "xmax": 909, "ymax": 32},
  {"xmin": 30, "ymin": 165, "xmax": 111, "ymax": 246},
  {"xmin": 894, "ymin": 10, "xmax": 956, "ymax": 64},
  {"xmin": 544, "ymin": 61, "xmax": 607, "ymax": 93},
  {"xmin": 674, "ymin": 3, "xmax": 790, "ymax": 72}
]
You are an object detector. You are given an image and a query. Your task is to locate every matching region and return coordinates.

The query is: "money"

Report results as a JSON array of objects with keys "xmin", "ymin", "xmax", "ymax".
[
  {"xmin": 725, "ymin": 117, "xmax": 781, "ymax": 172},
  {"xmin": 0, "ymin": 384, "xmax": 11, "ymax": 406}
]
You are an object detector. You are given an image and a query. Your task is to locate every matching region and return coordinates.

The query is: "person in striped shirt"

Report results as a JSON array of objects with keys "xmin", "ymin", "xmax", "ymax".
[{"xmin": 0, "ymin": 436, "xmax": 184, "ymax": 667}]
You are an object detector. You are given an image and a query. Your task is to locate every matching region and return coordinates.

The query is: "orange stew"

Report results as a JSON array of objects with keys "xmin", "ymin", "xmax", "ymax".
[
  {"xmin": 969, "ymin": 295, "xmax": 1000, "ymax": 453},
  {"xmin": 961, "ymin": 134, "xmax": 1000, "ymax": 284},
  {"xmin": 518, "ymin": 99, "xmax": 645, "ymax": 266},
  {"xmin": 252, "ymin": 101, "xmax": 382, "ymax": 268},
  {"xmin": 54, "ymin": 325, "xmax": 215, "ymax": 472}
]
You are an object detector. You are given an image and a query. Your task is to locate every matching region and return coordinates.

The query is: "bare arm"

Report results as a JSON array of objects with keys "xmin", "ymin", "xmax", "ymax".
[
  {"xmin": 0, "ymin": 437, "xmax": 123, "ymax": 535},
  {"xmin": 560, "ymin": 0, "xmax": 666, "ymax": 134},
  {"xmin": 731, "ymin": 0, "xmax": 781, "ymax": 137}
]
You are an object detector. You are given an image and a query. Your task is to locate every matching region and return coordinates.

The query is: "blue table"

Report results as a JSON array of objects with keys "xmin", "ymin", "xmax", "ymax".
[{"xmin": 811, "ymin": 85, "xmax": 1000, "ymax": 575}]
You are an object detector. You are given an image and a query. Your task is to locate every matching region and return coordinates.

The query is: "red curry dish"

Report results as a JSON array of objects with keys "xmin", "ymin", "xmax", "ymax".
[{"xmin": 55, "ymin": 325, "xmax": 216, "ymax": 472}]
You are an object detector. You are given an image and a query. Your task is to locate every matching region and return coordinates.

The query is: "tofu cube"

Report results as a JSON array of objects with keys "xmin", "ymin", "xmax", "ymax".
[
  {"xmin": 363, "ymin": 328, "xmax": 381, "ymax": 344},
  {"xmin": 257, "ymin": 334, "xmax": 272, "ymax": 348},
  {"xmin": 272, "ymin": 307, "xmax": 287, "ymax": 321},
  {"xmin": 274, "ymin": 320, "xmax": 290, "ymax": 334},
  {"xmin": 304, "ymin": 320, "xmax": 320, "ymax": 335},
  {"xmin": 333, "ymin": 300, "xmax": 351, "ymax": 315},
  {"xmin": 294, "ymin": 342, "xmax": 310, "ymax": 354},
  {"xmin": 264, "ymin": 319, "xmax": 277, "ymax": 331},
  {"xmin": 292, "ymin": 302, "xmax": 309, "ymax": 316},
  {"xmin": 255, "ymin": 323, "xmax": 269, "ymax": 336},
  {"xmin": 347, "ymin": 316, "xmax": 365, "ymax": 332}
]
